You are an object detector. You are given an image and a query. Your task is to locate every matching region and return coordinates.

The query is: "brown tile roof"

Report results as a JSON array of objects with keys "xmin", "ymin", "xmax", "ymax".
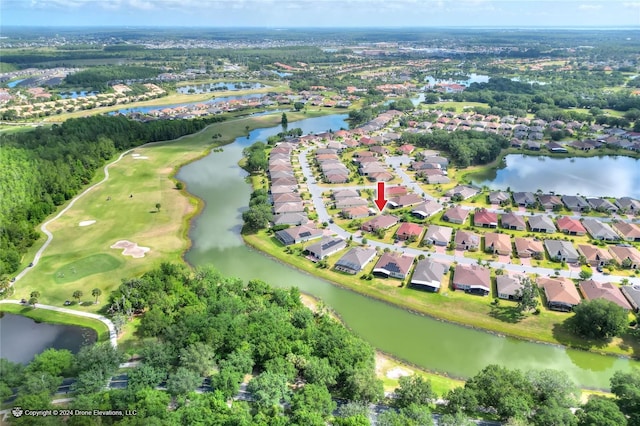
[
  {"xmin": 538, "ymin": 277, "xmax": 581, "ymax": 307},
  {"xmin": 579, "ymin": 280, "xmax": 632, "ymax": 310}
]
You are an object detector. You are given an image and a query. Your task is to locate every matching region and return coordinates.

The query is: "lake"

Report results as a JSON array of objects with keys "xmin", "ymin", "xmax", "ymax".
[
  {"xmin": 424, "ymin": 73, "xmax": 489, "ymax": 87},
  {"xmin": 110, "ymin": 93, "xmax": 266, "ymax": 115},
  {"xmin": 471, "ymin": 155, "xmax": 640, "ymax": 199},
  {"xmin": 177, "ymin": 113, "xmax": 639, "ymax": 389},
  {"xmin": 177, "ymin": 82, "xmax": 266, "ymax": 94},
  {"xmin": 0, "ymin": 313, "xmax": 96, "ymax": 364}
]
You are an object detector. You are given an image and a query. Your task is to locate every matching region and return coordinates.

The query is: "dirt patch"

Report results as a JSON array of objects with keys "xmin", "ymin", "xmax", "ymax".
[
  {"xmin": 110, "ymin": 240, "xmax": 150, "ymax": 258},
  {"xmin": 79, "ymin": 220, "xmax": 96, "ymax": 227},
  {"xmin": 387, "ymin": 367, "xmax": 412, "ymax": 379}
]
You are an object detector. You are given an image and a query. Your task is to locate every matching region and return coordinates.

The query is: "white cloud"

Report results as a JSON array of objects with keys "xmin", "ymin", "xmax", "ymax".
[
  {"xmin": 578, "ymin": 4, "xmax": 602, "ymax": 10},
  {"xmin": 623, "ymin": 1, "xmax": 640, "ymax": 7}
]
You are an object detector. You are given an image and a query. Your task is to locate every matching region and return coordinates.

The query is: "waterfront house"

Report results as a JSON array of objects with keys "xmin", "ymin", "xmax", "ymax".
[
  {"xmin": 513, "ymin": 192, "xmax": 536, "ymax": 207},
  {"xmin": 445, "ymin": 185, "xmax": 479, "ymax": 200},
  {"xmin": 373, "ymin": 252, "xmax": 414, "ymax": 279},
  {"xmin": 562, "ymin": 195, "xmax": 590, "ymax": 212},
  {"xmin": 544, "ymin": 240, "xmax": 579, "ymax": 263},
  {"xmin": 334, "ymin": 247, "xmax": 377, "ymax": 274},
  {"xmin": 528, "ymin": 215, "xmax": 556, "ymax": 233},
  {"xmin": 452, "ymin": 264, "xmax": 491, "ymax": 296},
  {"xmin": 488, "ymin": 191, "xmax": 510, "ymax": 205},
  {"xmin": 557, "ymin": 216, "xmax": 586, "ymax": 236},
  {"xmin": 586, "ymin": 198, "xmax": 618, "ymax": 213},
  {"xmin": 305, "ymin": 236, "xmax": 347, "ymax": 261},
  {"xmin": 273, "ymin": 202, "xmax": 305, "ymax": 215},
  {"xmin": 621, "ymin": 285, "xmax": 640, "ymax": 312},
  {"xmin": 582, "ymin": 218, "xmax": 619, "ymax": 241},
  {"xmin": 474, "ymin": 208, "xmax": 498, "ymax": 228},
  {"xmin": 496, "ymin": 274, "xmax": 526, "ymax": 300},
  {"xmin": 539, "ymin": 277, "xmax": 581, "ymax": 312},
  {"xmin": 615, "ymin": 197, "xmax": 640, "ymax": 212},
  {"xmin": 275, "ymin": 225, "xmax": 323, "ymax": 246},
  {"xmin": 485, "ymin": 233, "xmax": 512, "ymax": 256},
  {"xmin": 410, "ymin": 259, "xmax": 448, "ymax": 292},
  {"xmin": 579, "ymin": 279, "xmax": 632, "ymax": 310},
  {"xmin": 273, "ymin": 213, "xmax": 308, "ymax": 226},
  {"xmin": 515, "ymin": 237, "xmax": 544, "ymax": 258},
  {"xmin": 577, "ymin": 244, "xmax": 613, "ymax": 267},
  {"xmin": 501, "ymin": 212, "xmax": 526, "ymax": 231},
  {"xmin": 423, "ymin": 225, "xmax": 453, "ymax": 246},
  {"xmin": 454, "ymin": 230, "xmax": 480, "ymax": 251},
  {"xmin": 537, "ymin": 194, "xmax": 563, "ymax": 210},
  {"xmin": 613, "ymin": 221, "xmax": 640, "ymax": 242},
  {"xmin": 443, "ymin": 206, "xmax": 470, "ymax": 224}
]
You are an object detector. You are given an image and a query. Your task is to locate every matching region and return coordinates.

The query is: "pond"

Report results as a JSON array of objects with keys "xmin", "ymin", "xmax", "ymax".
[
  {"xmin": 59, "ymin": 90, "xmax": 99, "ymax": 99},
  {"xmin": 424, "ymin": 73, "xmax": 489, "ymax": 87},
  {"xmin": 6, "ymin": 79, "xmax": 25, "ymax": 88},
  {"xmin": 177, "ymin": 113, "xmax": 640, "ymax": 389},
  {"xmin": 177, "ymin": 82, "xmax": 266, "ymax": 94},
  {"xmin": 470, "ymin": 155, "xmax": 640, "ymax": 199},
  {"xmin": 0, "ymin": 313, "xmax": 96, "ymax": 364}
]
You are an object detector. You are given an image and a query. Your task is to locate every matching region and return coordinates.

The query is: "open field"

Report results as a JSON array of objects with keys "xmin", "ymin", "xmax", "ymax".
[{"xmin": 0, "ymin": 303, "xmax": 110, "ymax": 342}]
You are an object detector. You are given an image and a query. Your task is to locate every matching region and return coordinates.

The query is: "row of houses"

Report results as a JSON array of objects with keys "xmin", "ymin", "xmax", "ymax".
[
  {"xmin": 267, "ymin": 143, "xmax": 310, "ymax": 226},
  {"xmin": 489, "ymin": 190, "xmax": 640, "ymax": 214},
  {"xmin": 352, "ymin": 149, "xmax": 394, "ymax": 182}
]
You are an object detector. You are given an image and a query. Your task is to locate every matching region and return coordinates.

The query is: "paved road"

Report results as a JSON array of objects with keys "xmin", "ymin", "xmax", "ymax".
[
  {"xmin": 0, "ymin": 300, "xmax": 118, "ymax": 348},
  {"xmin": 298, "ymin": 147, "xmax": 640, "ymax": 286}
]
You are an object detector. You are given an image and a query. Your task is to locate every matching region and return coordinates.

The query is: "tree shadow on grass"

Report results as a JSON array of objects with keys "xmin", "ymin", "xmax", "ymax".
[
  {"xmin": 551, "ymin": 316, "xmax": 611, "ymax": 351},
  {"xmin": 489, "ymin": 305, "xmax": 525, "ymax": 323}
]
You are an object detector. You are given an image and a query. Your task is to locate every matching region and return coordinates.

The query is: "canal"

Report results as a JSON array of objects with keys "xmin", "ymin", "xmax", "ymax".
[{"xmin": 177, "ymin": 114, "xmax": 639, "ymax": 389}]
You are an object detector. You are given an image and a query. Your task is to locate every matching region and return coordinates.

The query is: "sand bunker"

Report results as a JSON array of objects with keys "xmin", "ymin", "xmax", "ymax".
[
  {"xmin": 131, "ymin": 153, "xmax": 149, "ymax": 160},
  {"xmin": 386, "ymin": 367, "xmax": 411, "ymax": 379},
  {"xmin": 110, "ymin": 240, "xmax": 150, "ymax": 258},
  {"xmin": 79, "ymin": 220, "xmax": 96, "ymax": 227}
]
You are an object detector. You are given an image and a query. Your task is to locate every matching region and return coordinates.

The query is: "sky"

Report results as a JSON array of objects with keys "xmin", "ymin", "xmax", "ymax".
[{"xmin": 1, "ymin": 0, "xmax": 639, "ymax": 28}]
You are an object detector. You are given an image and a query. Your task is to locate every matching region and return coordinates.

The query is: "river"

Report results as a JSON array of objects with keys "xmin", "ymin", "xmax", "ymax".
[{"xmin": 177, "ymin": 114, "xmax": 639, "ymax": 389}]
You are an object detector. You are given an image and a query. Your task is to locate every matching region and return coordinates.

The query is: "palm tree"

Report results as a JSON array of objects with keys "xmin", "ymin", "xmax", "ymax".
[
  {"xmin": 72, "ymin": 290, "xmax": 83, "ymax": 304},
  {"xmin": 92, "ymin": 288, "xmax": 102, "ymax": 304}
]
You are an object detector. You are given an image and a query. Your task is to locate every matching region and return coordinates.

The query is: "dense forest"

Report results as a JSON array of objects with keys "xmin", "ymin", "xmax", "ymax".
[
  {"xmin": 2, "ymin": 264, "xmax": 639, "ymax": 425},
  {"xmin": 401, "ymin": 130, "xmax": 510, "ymax": 167},
  {"xmin": 0, "ymin": 115, "xmax": 224, "ymax": 278},
  {"xmin": 64, "ymin": 66, "xmax": 163, "ymax": 90}
]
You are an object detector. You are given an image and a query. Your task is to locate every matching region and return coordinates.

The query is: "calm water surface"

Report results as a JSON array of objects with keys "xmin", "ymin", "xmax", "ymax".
[
  {"xmin": 0, "ymin": 313, "xmax": 96, "ymax": 364},
  {"xmin": 178, "ymin": 115, "xmax": 639, "ymax": 389},
  {"xmin": 471, "ymin": 155, "xmax": 640, "ymax": 199}
]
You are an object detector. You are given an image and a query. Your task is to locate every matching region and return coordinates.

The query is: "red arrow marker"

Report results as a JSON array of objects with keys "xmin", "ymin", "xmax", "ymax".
[{"xmin": 374, "ymin": 181, "xmax": 388, "ymax": 211}]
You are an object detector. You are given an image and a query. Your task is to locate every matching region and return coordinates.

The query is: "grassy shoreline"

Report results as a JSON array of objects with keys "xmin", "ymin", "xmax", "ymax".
[{"xmin": 0, "ymin": 303, "xmax": 110, "ymax": 343}]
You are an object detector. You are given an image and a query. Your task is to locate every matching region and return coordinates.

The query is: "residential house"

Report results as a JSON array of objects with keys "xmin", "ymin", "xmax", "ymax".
[
  {"xmin": 615, "ymin": 197, "xmax": 640, "ymax": 213},
  {"xmin": 426, "ymin": 175, "xmax": 451, "ymax": 184},
  {"xmin": 335, "ymin": 197, "xmax": 368, "ymax": 209},
  {"xmin": 582, "ymin": 218, "xmax": 619, "ymax": 241},
  {"xmin": 586, "ymin": 198, "xmax": 618, "ymax": 213},
  {"xmin": 488, "ymin": 191, "xmax": 510, "ymax": 205},
  {"xmin": 513, "ymin": 192, "xmax": 536, "ymax": 207},
  {"xmin": 305, "ymin": 237, "xmax": 347, "ymax": 261},
  {"xmin": 514, "ymin": 237, "xmax": 544, "ymax": 258},
  {"xmin": 501, "ymin": 212, "xmax": 526, "ymax": 231},
  {"xmin": 388, "ymin": 194, "xmax": 423, "ymax": 209},
  {"xmin": 608, "ymin": 245, "xmax": 640, "ymax": 269},
  {"xmin": 557, "ymin": 216, "xmax": 586, "ymax": 236},
  {"xmin": 454, "ymin": 230, "xmax": 480, "ymax": 251},
  {"xmin": 272, "ymin": 193, "xmax": 302, "ymax": 204},
  {"xmin": 452, "ymin": 264, "xmax": 491, "ymax": 296},
  {"xmin": 562, "ymin": 195, "xmax": 590, "ymax": 212},
  {"xmin": 361, "ymin": 215, "xmax": 399, "ymax": 232},
  {"xmin": 367, "ymin": 171, "xmax": 394, "ymax": 182},
  {"xmin": 411, "ymin": 200, "xmax": 443, "ymax": 219},
  {"xmin": 485, "ymin": 233, "xmax": 512, "ymax": 256},
  {"xmin": 621, "ymin": 285, "xmax": 640, "ymax": 312},
  {"xmin": 372, "ymin": 252, "xmax": 414, "ymax": 279},
  {"xmin": 341, "ymin": 206, "xmax": 370, "ymax": 219},
  {"xmin": 538, "ymin": 194, "xmax": 563, "ymax": 210},
  {"xmin": 445, "ymin": 185, "xmax": 480, "ymax": 200},
  {"xmin": 273, "ymin": 213, "xmax": 308, "ymax": 226},
  {"xmin": 538, "ymin": 277, "xmax": 581, "ymax": 312},
  {"xmin": 613, "ymin": 221, "xmax": 640, "ymax": 242},
  {"xmin": 423, "ymin": 225, "xmax": 453, "ymax": 246},
  {"xmin": 333, "ymin": 189, "xmax": 360, "ymax": 200},
  {"xmin": 528, "ymin": 215, "xmax": 557, "ymax": 233},
  {"xmin": 474, "ymin": 208, "xmax": 498, "ymax": 228},
  {"xmin": 410, "ymin": 259, "xmax": 448, "ymax": 292},
  {"xmin": 395, "ymin": 222, "xmax": 424, "ymax": 241},
  {"xmin": 386, "ymin": 186, "xmax": 409, "ymax": 197},
  {"xmin": 273, "ymin": 202, "xmax": 305, "ymax": 215},
  {"xmin": 579, "ymin": 280, "xmax": 632, "ymax": 310},
  {"xmin": 544, "ymin": 240, "xmax": 580, "ymax": 263},
  {"xmin": 443, "ymin": 206, "xmax": 470, "ymax": 224},
  {"xmin": 334, "ymin": 247, "xmax": 377, "ymax": 274},
  {"xmin": 275, "ymin": 225, "xmax": 323, "ymax": 246},
  {"xmin": 496, "ymin": 274, "xmax": 527, "ymax": 300},
  {"xmin": 577, "ymin": 244, "xmax": 613, "ymax": 267}
]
